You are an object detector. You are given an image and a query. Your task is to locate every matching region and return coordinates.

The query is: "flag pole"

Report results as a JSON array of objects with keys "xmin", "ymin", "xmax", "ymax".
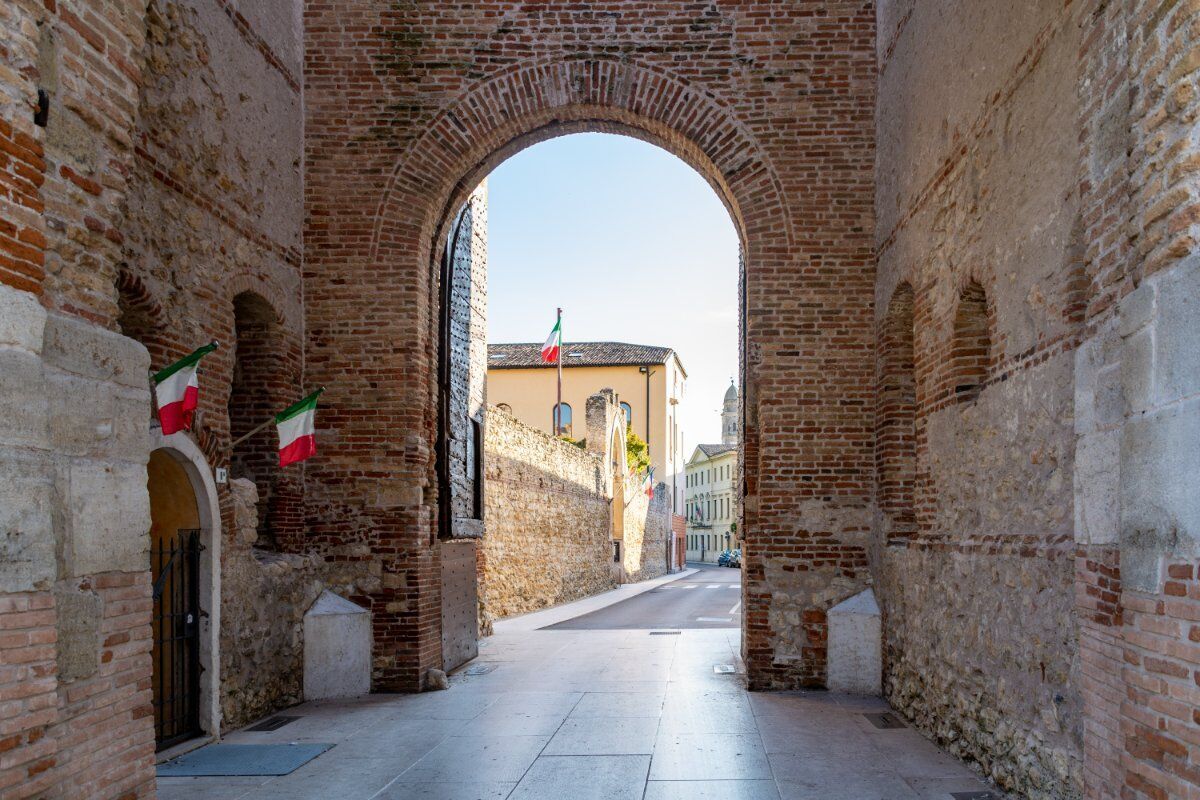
[{"xmin": 556, "ymin": 307, "xmax": 563, "ymax": 436}]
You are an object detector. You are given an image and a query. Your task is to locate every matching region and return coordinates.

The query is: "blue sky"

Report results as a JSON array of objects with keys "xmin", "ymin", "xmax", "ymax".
[{"xmin": 486, "ymin": 132, "xmax": 739, "ymax": 449}]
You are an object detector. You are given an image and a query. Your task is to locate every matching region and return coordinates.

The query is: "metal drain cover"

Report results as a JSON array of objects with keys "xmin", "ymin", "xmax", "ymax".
[
  {"xmin": 649, "ymin": 631, "xmax": 681, "ymax": 635},
  {"xmin": 463, "ymin": 663, "xmax": 498, "ymax": 676},
  {"xmin": 864, "ymin": 712, "xmax": 907, "ymax": 729},
  {"xmin": 247, "ymin": 715, "xmax": 300, "ymax": 732},
  {"xmin": 950, "ymin": 792, "xmax": 1000, "ymax": 800},
  {"xmin": 713, "ymin": 664, "xmax": 736, "ymax": 674}
]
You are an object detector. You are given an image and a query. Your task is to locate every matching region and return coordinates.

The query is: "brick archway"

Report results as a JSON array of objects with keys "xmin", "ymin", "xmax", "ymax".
[
  {"xmin": 306, "ymin": 15, "xmax": 876, "ymax": 691},
  {"xmin": 390, "ymin": 60, "xmax": 785, "ymax": 689}
]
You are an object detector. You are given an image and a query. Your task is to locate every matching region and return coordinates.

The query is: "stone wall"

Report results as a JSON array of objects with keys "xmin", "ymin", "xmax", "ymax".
[
  {"xmin": 478, "ymin": 406, "xmax": 615, "ymax": 628},
  {"xmin": 875, "ymin": 2, "xmax": 1086, "ymax": 796},
  {"xmin": 874, "ymin": 1, "xmax": 1200, "ymax": 798},
  {"xmin": 621, "ymin": 479, "xmax": 671, "ymax": 584}
]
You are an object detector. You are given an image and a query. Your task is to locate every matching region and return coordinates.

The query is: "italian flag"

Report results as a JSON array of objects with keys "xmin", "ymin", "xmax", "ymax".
[
  {"xmin": 152, "ymin": 343, "xmax": 218, "ymax": 435},
  {"xmin": 540, "ymin": 316, "xmax": 561, "ymax": 363},
  {"xmin": 276, "ymin": 389, "xmax": 322, "ymax": 467},
  {"xmin": 643, "ymin": 467, "xmax": 655, "ymax": 499}
]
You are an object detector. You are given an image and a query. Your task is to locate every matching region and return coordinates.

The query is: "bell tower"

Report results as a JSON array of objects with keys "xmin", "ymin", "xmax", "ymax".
[{"xmin": 721, "ymin": 380, "xmax": 738, "ymax": 446}]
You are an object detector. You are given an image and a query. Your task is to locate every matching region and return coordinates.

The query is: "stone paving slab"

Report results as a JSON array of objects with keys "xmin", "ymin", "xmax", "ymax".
[{"xmin": 159, "ymin": 567, "xmax": 1001, "ymax": 800}]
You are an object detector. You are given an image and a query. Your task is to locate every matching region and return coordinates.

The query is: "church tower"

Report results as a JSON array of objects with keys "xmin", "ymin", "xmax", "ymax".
[{"xmin": 721, "ymin": 380, "xmax": 738, "ymax": 446}]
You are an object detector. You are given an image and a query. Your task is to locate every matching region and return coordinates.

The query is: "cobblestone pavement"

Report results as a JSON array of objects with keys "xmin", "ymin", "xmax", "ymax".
[{"xmin": 159, "ymin": 571, "xmax": 997, "ymax": 800}]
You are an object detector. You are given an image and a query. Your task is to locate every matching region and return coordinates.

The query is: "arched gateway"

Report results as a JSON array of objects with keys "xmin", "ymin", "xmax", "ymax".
[{"xmin": 305, "ymin": 32, "xmax": 877, "ymax": 691}]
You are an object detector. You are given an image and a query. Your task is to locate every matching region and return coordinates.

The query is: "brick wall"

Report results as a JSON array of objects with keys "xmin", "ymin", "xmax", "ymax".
[
  {"xmin": 0, "ymin": 592, "xmax": 59, "ymax": 799},
  {"xmin": 304, "ymin": 0, "xmax": 877, "ymax": 693}
]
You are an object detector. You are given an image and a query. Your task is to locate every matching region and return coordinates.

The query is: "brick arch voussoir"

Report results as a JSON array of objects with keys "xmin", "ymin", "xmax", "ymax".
[
  {"xmin": 224, "ymin": 274, "xmax": 299, "ymax": 332},
  {"xmin": 115, "ymin": 268, "xmax": 166, "ymax": 327},
  {"xmin": 370, "ymin": 57, "xmax": 792, "ymax": 270}
]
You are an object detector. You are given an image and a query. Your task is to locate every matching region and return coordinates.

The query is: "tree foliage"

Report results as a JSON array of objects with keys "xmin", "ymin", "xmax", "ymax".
[{"xmin": 625, "ymin": 426, "xmax": 651, "ymax": 475}]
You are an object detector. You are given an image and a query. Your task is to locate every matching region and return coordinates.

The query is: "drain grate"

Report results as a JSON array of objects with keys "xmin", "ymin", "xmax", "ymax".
[
  {"xmin": 248, "ymin": 715, "xmax": 300, "ymax": 732},
  {"xmin": 864, "ymin": 712, "xmax": 907, "ymax": 729},
  {"xmin": 950, "ymin": 793, "xmax": 1000, "ymax": 800},
  {"xmin": 713, "ymin": 664, "xmax": 736, "ymax": 674},
  {"xmin": 649, "ymin": 631, "xmax": 681, "ymax": 636}
]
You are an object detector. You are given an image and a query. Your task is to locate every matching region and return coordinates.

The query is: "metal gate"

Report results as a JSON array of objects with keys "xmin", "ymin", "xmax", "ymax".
[{"xmin": 152, "ymin": 528, "xmax": 202, "ymax": 750}]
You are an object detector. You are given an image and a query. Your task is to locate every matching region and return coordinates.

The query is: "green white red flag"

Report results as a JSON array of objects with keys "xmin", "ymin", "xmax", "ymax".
[
  {"xmin": 276, "ymin": 389, "xmax": 322, "ymax": 467},
  {"xmin": 152, "ymin": 343, "xmax": 218, "ymax": 435},
  {"xmin": 643, "ymin": 467, "xmax": 655, "ymax": 499},
  {"xmin": 540, "ymin": 317, "xmax": 561, "ymax": 363}
]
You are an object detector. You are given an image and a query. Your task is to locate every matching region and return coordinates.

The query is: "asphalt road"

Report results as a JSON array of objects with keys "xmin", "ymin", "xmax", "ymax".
[{"xmin": 541, "ymin": 563, "xmax": 742, "ymax": 630}]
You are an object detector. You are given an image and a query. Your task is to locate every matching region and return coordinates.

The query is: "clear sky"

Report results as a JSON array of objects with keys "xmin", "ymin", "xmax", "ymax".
[{"xmin": 485, "ymin": 132, "xmax": 740, "ymax": 449}]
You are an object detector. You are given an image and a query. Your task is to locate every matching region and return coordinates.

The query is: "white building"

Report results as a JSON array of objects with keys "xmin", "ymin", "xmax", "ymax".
[{"xmin": 684, "ymin": 382, "xmax": 739, "ymax": 563}]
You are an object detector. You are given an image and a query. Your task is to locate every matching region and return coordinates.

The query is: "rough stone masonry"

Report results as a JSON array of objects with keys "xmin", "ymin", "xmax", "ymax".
[{"xmin": 0, "ymin": 1, "xmax": 1197, "ymax": 799}]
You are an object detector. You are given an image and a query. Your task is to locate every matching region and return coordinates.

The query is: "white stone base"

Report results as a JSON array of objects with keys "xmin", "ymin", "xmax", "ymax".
[
  {"xmin": 827, "ymin": 588, "xmax": 882, "ymax": 695},
  {"xmin": 304, "ymin": 591, "xmax": 371, "ymax": 700}
]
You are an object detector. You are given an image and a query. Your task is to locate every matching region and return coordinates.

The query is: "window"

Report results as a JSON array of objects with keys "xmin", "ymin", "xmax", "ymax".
[
  {"xmin": 553, "ymin": 402, "xmax": 573, "ymax": 437},
  {"xmin": 620, "ymin": 401, "xmax": 632, "ymax": 428}
]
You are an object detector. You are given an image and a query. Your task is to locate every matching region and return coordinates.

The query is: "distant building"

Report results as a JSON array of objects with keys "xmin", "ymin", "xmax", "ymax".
[
  {"xmin": 685, "ymin": 382, "xmax": 739, "ymax": 563},
  {"xmin": 487, "ymin": 341, "xmax": 687, "ymax": 512}
]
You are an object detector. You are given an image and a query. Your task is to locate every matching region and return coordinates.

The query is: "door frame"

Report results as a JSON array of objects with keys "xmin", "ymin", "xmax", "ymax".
[{"xmin": 148, "ymin": 430, "xmax": 222, "ymax": 741}]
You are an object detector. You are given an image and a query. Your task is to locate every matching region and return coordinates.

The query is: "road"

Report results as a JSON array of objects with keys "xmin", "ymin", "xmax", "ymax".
[{"xmin": 542, "ymin": 562, "xmax": 742, "ymax": 630}]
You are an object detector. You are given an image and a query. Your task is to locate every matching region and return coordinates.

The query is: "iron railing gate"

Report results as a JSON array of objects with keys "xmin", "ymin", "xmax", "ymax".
[{"xmin": 152, "ymin": 528, "xmax": 201, "ymax": 750}]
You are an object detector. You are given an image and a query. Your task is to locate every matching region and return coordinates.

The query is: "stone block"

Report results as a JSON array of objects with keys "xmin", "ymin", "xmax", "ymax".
[
  {"xmin": 1155, "ymin": 255, "xmax": 1200, "ymax": 405},
  {"xmin": 0, "ymin": 450, "xmax": 57, "ymax": 593},
  {"xmin": 45, "ymin": 372, "xmax": 150, "ymax": 460},
  {"xmin": 304, "ymin": 591, "xmax": 371, "ymax": 701},
  {"xmin": 826, "ymin": 588, "xmax": 881, "ymax": 695},
  {"xmin": 0, "ymin": 282, "xmax": 47, "ymax": 354},
  {"xmin": 54, "ymin": 580, "xmax": 101, "ymax": 682},
  {"xmin": 1117, "ymin": 280, "xmax": 1155, "ymax": 338},
  {"xmin": 1120, "ymin": 398, "xmax": 1200, "ymax": 592},
  {"xmin": 1074, "ymin": 430, "xmax": 1120, "ymax": 546},
  {"xmin": 1119, "ymin": 327, "xmax": 1155, "ymax": 416},
  {"xmin": 42, "ymin": 311, "xmax": 150, "ymax": 389},
  {"xmin": 0, "ymin": 349, "xmax": 49, "ymax": 448},
  {"xmin": 61, "ymin": 460, "xmax": 151, "ymax": 577}
]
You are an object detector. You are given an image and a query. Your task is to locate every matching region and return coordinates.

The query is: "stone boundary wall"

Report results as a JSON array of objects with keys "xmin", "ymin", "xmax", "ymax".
[
  {"xmin": 622, "ymin": 480, "xmax": 671, "ymax": 584},
  {"xmin": 478, "ymin": 406, "xmax": 616, "ymax": 629}
]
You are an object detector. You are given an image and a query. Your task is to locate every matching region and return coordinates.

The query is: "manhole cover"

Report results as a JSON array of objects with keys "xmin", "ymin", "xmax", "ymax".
[
  {"xmin": 649, "ymin": 631, "xmax": 681, "ymax": 636},
  {"xmin": 950, "ymin": 792, "xmax": 1000, "ymax": 800},
  {"xmin": 713, "ymin": 664, "xmax": 736, "ymax": 674},
  {"xmin": 864, "ymin": 712, "xmax": 906, "ymax": 729},
  {"xmin": 463, "ymin": 663, "xmax": 498, "ymax": 676},
  {"xmin": 247, "ymin": 716, "xmax": 300, "ymax": 732}
]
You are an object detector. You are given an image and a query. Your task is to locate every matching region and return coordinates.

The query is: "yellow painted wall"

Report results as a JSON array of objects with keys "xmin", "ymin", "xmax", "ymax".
[{"xmin": 487, "ymin": 360, "xmax": 686, "ymax": 511}]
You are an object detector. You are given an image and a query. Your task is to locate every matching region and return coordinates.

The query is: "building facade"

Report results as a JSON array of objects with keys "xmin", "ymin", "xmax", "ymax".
[
  {"xmin": 686, "ymin": 382, "xmax": 740, "ymax": 563},
  {"xmin": 0, "ymin": 2, "xmax": 1198, "ymax": 799},
  {"xmin": 487, "ymin": 342, "xmax": 687, "ymax": 512}
]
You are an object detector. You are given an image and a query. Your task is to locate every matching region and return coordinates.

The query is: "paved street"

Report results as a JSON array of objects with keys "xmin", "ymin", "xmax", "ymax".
[
  {"xmin": 159, "ymin": 570, "xmax": 996, "ymax": 800},
  {"xmin": 543, "ymin": 563, "xmax": 741, "ymax": 630}
]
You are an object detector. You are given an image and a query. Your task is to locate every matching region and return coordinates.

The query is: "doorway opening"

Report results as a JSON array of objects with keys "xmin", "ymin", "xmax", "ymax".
[{"xmin": 436, "ymin": 131, "xmax": 744, "ymax": 651}]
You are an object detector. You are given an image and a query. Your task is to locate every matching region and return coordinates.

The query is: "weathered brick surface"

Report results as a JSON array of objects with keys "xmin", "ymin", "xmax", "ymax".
[{"xmin": 304, "ymin": 0, "xmax": 877, "ymax": 693}]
